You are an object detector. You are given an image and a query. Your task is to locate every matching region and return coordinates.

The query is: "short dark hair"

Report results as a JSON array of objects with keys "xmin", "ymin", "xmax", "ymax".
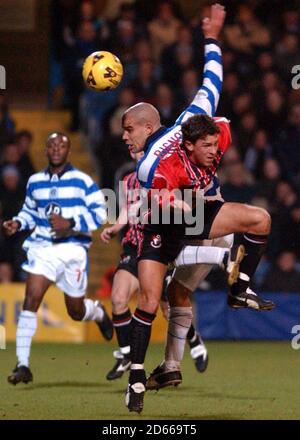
[
  {"xmin": 46, "ymin": 132, "xmax": 70, "ymax": 147},
  {"xmin": 181, "ymin": 114, "xmax": 220, "ymax": 145}
]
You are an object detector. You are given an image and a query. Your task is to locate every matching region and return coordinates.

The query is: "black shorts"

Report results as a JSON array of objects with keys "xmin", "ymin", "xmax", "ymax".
[
  {"xmin": 139, "ymin": 200, "xmax": 224, "ymax": 265},
  {"xmin": 116, "ymin": 243, "xmax": 138, "ymax": 279}
]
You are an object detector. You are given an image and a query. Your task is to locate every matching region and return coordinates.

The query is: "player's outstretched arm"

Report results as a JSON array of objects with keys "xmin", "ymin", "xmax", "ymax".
[{"xmin": 176, "ymin": 3, "xmax": 226, "ymax": 123}]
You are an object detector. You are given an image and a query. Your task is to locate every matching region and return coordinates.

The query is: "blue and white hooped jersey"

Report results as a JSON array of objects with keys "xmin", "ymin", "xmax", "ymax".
[
  {"xmin": 13, "ymin": 164, "xmax": 107, "ymax": 250},
  {"xmin": 137, "ymin": 38, "xmax": 223, "ymax": 189}
]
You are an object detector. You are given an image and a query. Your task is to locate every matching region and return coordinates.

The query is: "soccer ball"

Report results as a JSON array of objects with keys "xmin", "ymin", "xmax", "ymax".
[{"xmin": 82, "ymin": 51, "xmax": 123, "ymax": 92}]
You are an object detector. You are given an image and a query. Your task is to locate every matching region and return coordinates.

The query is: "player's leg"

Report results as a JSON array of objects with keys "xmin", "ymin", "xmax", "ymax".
[
  {"xmin": 126, "ymin": 258, "xmax": 167, "ymax": 413},
  {"xmin": 64, "ymin": 294, "xmax": 113, "ymax": 340},
  {"xmin": 146, "ymin": 277, "xmax": 192, "ymax": 390},
  {"xmin": 59, "ymin": 245, "xmax": 113, "ymax": 340},
  {"xmin": 209, "ymin": 202, "xmax": 275, "ymax": 310},
  {"xmin": 107, "ymin": 269, "xmax": 139, "ymax": 380},
  {"xmin": 8, "ymin": 273, "xmax": 51, "ymax": 385}
]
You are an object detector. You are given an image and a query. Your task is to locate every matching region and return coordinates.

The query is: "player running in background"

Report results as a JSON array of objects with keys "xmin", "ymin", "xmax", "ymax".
[
  {"xmin": 121, "ymin": 4, "xmax": 274, "ymax": 413},
  {"xmin": 3, "ymin": 132, "xmax": 113, "ymax": 385}
]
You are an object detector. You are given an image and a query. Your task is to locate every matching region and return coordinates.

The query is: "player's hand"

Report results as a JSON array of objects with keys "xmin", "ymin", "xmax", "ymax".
[
  {"xmin": 2, "ymin": 220, "xmax": 20, "ymax": 236},
  {"xmin": 100, "ymin": 226, "xmax": 117, "ymax": 244},
  {"xmin": 202, "ymin": 3, "xmax": 226, "ymax": 40},
  {"xmin": 49, "ymin": 214, "xmax": 72, "ymax": 232}
]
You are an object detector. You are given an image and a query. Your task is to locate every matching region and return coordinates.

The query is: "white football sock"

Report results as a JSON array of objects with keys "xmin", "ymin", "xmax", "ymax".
[
  {"xmin": 165, "ymin": 307, "xmax": 193, "ymax": 371},
  {"xmin": 16, "ymin": 310, "xmax": 37, "ymax": 368},
  {"xmin": 174, "ymin": 246, "xmax": 227, "ymax": 267},
  {"xmin": 82, "ymin": 299, "xmax": 104, "ymax": 322}
]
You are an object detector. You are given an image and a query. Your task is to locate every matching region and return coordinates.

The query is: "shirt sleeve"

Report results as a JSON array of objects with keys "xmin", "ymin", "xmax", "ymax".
[
  {"xmin": 175, "ymin": 38, "xmax": 223, "ymax": 124},
  {"xmin": 13, "ymin": 178, "xmax": 38, "ymax": 231}
]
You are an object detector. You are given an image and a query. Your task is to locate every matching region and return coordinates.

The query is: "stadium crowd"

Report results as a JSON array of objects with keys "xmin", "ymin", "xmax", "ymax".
[{"xmin": 1, "ymin": 0, "xmax": 300, "ymax": 292}]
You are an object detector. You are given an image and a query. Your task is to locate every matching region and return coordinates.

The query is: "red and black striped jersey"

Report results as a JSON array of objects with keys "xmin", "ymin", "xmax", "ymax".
[{"xmin": 121, "ymin": 171, "xmax": 144, "ymax": 247}]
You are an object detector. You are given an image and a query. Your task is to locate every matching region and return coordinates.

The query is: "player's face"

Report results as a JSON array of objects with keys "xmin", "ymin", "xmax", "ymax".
[
  {"xmin": 186, "ymin": 134, "xmax": 219, "ymax": 167},
  {"xmin": 45, "ymin": 135, "xmax": 70, "ymax": 168},
  {"xmin": 122, "ymin": 116, "xmax": 151, "ymax": 153}
]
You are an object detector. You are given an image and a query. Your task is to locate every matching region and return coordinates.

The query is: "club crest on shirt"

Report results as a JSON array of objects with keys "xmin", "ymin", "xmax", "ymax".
[
  {"xmin": 150, "ymin": 234, "xmax": 162, "ymax": 248},
  {"xmin": 49, "ymin": 187, "xmax": 58, "ymax": 198}
]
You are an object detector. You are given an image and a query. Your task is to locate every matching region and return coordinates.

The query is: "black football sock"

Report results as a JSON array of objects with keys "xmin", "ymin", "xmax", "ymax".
[
  {"xmin": 129, "ymin": 308, "xmax": 156, "ymax": 384},
  {"xmin": 112, "ymin": 309, "xmax": 132, "ymax": 354},
  {"xmin": 187, "ymin": 323, "xmax": 203, "ymax": 348},
  {"xmin": 231, "ymin": 233, "xmax": 268, "ymax": 295}
]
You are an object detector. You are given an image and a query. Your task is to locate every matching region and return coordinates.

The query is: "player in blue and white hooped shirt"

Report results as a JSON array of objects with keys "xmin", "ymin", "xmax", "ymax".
[{"xmin": 3, "ymin": 132, "xmax": 113, "ymax": 385}]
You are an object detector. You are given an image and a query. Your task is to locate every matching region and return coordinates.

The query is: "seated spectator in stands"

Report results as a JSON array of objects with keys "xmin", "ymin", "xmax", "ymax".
[
  {"xmin": 160, "ymin": 25, "xmax": 196, "ymax": 86},
  {"xmin": 0, "ymin": 93, "xmax": 15, "ymax": 150},
  {"xmin": 235, "ymin": 112, "xmax": 258, "ymax": 158},
  {"xmin": 15, "ymin": 130, "xmax": 35, "ymax": 182},
  {"xmin": 154, "ymin": 83, "xmax": 179, "ymax": 126},
  {"xmin": 131, "ymin": 60, "xmax": 158, "ymax": 103},
  {"xmin": 256, "ymin": 158, "xmax": 282, "ymax": 203},
  {"xmin": 0, "ymin": 164, "xmax": 24, "ymax": 220},
  {"xmin": 0, "ymin": 261, "xmax": 13, "ymax": 283},
  {"xmin": 148, "ymin": 0, "xmax": 182, "ymax": 62},
  {"xmin": 244, "ymin": 129, "xmax": 273, "ymax": 179},
  {"xmin": 275, "ymin": 103, "xmax": 300, "ymax": 182},
  {"xmin": 222, "ymin": 162, "xmax": 256, "ymax": 204},
  {"xmin": 218, "ymin": 72, "xmax": 240, "ymax": 120},
  {"xmin": 262, "ymin": 251, "xmax": 300, "ymax": 293},
  {"xmin": 275, "ymin": 32, "xmax": 300, "ymax": 82},
  {"xmin": 177, "ymin": 68, "xmax": 199, "ymax": 108},
  {"xmin": 224, "ymin": 4, "xmax": 271, "ymax": 55},
  {"xmin": 0, "ymin": 142, "xmax": 30, "ymax": 191},
  {"xmin": 0, "ymin": 165, "xmax": 27, "ymax": 281}
]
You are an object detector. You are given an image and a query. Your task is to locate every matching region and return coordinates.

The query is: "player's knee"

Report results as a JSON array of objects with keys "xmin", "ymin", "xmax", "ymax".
[
  {"xmin": 253, "ymin": 207, "xmax": 271, "ymax": 234},
  {"xmin": 68, "ymin": 308, "xmax": 84, "ymax": 321},
  {"xmin": 111, "ymin": 297, "xmax": 127, "ymax": 315}
]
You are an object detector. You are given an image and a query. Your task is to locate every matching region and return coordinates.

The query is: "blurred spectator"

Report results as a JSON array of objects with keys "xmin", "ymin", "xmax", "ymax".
[
  {"xmin": 155, "ymin": 83, "xmax": 179, "ymax": 126},
  {"xmin": 222, "ymin": 162, "xmax": 256, "ymax": 203},
  {"xmin": 0, "ymin": 93, "xmax": 15, "ymax": 150},
  {"xmin": 275, "ymin": 32, "xmax": 300, "ymax": 82},
  {"xmin": 15, "ymin": 130, "xmax": 36, "ymax": 183},
  {"xmin": 224, "ymin": 4, "xmax": 271, "ymax": 55},
  {"xmin": 244, "ymin": 129, "xmax": 273, "ymax": 179},
  {"xmin": 130, "ymin": 60, "xmax": 158, "ymax": 103},
  {"xmin": 148, "ymin": 1, "xmax": 182, "ymax": 61},
  {"xmin": 256, "ymin": 158, "xmax": 282, "ymax": 203},
  {"xmin": 275, "ymin": 103, "xmax": 300, "ymax": 182},
  {"xmin": 262, "ymin": 251, "xmax": 300, "ymax": 292}
]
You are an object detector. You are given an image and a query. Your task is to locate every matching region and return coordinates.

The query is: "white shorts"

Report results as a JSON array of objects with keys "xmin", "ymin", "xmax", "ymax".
[
  {"xmin": 173, "ymin": 234, "xmax": 234, "ymax": 292},
  {"xmin": 22, "ymin": 244, "xmax": 88, "ymax": 298}
]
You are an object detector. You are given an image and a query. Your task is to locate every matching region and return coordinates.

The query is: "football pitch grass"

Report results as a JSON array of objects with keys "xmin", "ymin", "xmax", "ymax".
[{"xmin": 0, "ymin": 341, "xmax": 299, "ymax": 420}]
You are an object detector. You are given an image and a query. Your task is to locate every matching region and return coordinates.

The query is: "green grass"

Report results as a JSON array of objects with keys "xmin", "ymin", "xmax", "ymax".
[{"xmin": 0, "ymin": 341, "xmax": 299, "ymax": 420}]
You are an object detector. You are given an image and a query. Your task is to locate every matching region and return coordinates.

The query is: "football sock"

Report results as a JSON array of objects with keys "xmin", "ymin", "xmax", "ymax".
[
  {"xmin": 82, "ymin": 299, "xmax": 104, "ymax": 322},
  {"xmin": 187, "ymin": 323, "xmax": 204, "ymax": 348},
  {"xmin": 231, "ymin": 233, "xmax": 268, "ymax": 295},
  {"xmin": 129, "ymin": 308, "xmax": 155, "ymax": 384},
  {"xmin": 112, "ymin": 309, "xmax": 132, "ymax": 355},
  {"xmin": 16, "ymin": 310, "xmax": 37, "ymax": 367},
  {"xmin": 165, "ymin": 307, "xmax": 193, "ymax": 371},
  {"xmin": 174, "ymin": 246, "xmax": 227, "ymax": 267}
]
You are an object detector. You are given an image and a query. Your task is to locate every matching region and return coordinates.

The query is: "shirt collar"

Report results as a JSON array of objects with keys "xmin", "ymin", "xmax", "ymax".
[
  {"xmin": 144, "ymin": 126, "xmax": 167, "ymax": 153},
  {"xmin": 44, "ymin": 163, "xmax": 74, "ymax": 179}
]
